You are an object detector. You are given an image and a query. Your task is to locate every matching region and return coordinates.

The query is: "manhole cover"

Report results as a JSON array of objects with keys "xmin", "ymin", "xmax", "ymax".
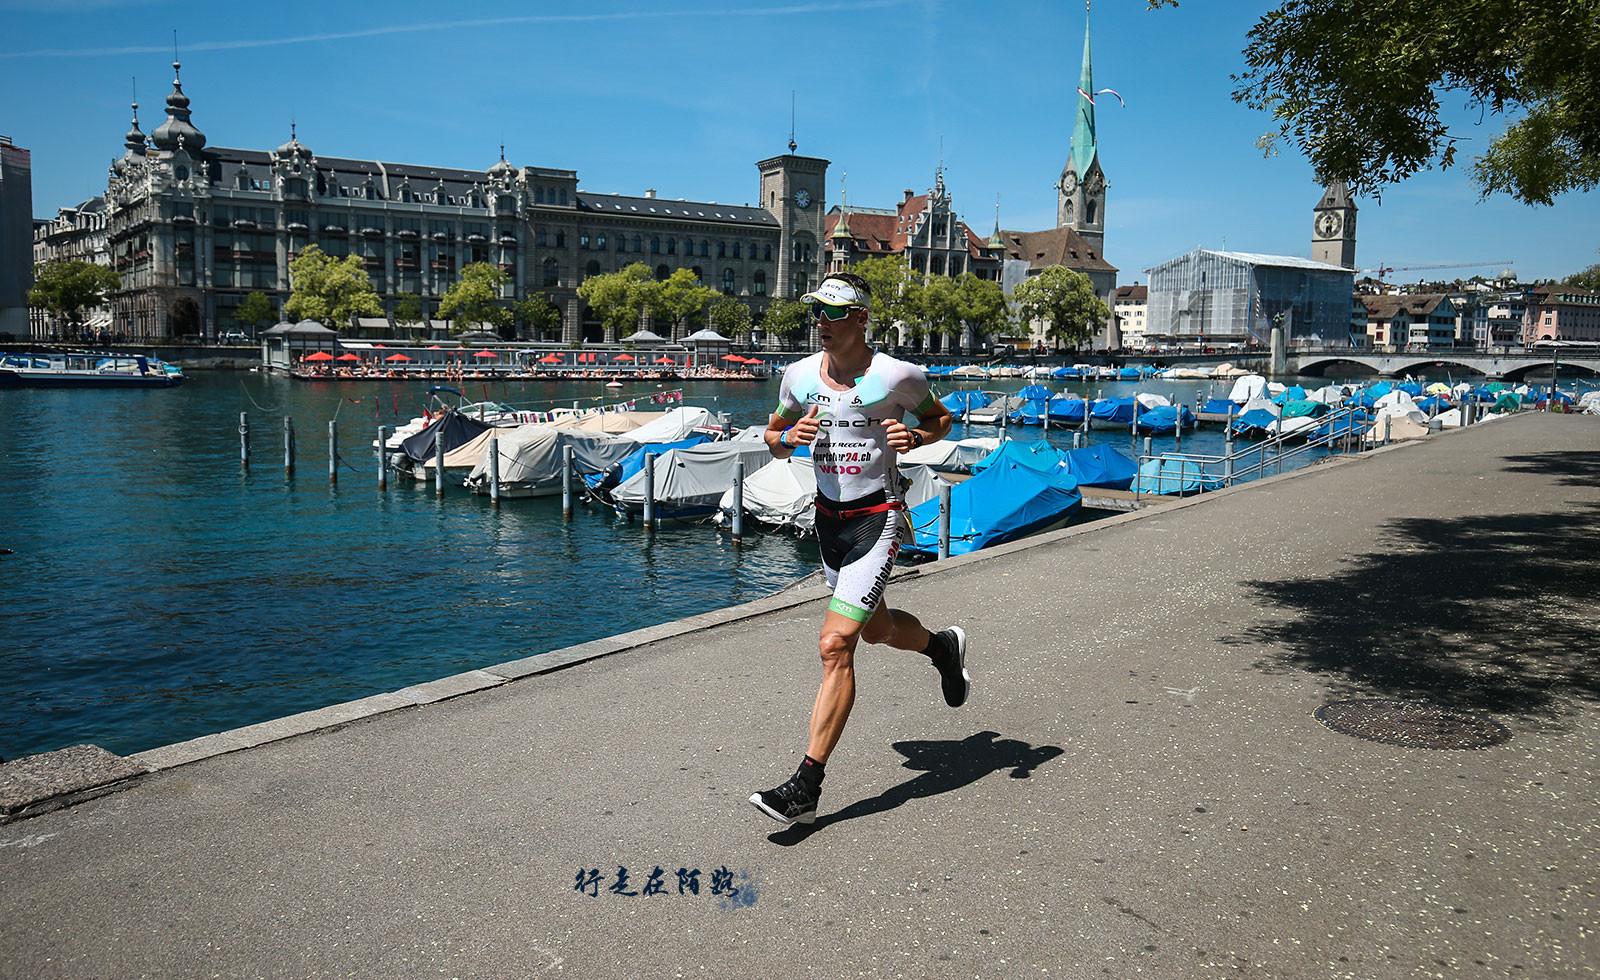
[{"xmin": 1314, "ymin": 699, "xmax": 1511, "ymax": 749}]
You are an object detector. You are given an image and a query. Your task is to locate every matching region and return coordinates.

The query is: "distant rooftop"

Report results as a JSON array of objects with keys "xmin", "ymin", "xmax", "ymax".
[{"xmin": 1205, "ymin": 249, "xmax": 1353, "ymax": 272}]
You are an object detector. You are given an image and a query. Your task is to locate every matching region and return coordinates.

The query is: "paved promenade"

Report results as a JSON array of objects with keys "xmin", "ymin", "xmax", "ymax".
[{"xmin": 3, "ymin": 414, "xmax": 1597, "ymax": 979}]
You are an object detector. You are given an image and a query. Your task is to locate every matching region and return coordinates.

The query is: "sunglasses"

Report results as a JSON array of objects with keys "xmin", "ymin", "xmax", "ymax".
[{"xmin": 811, "ymin": 302, "xmax": 858, "ymax": 322}]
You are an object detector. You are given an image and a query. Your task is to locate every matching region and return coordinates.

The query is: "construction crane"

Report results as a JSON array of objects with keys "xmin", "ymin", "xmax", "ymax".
[{"xmin": 1361, "ymin": 260, "xmax": 1513, "ymax": 280}]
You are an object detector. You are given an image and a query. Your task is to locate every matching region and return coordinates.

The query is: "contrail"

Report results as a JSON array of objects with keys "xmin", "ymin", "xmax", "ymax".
[{"xmin": 4, "ymin": 0, "xmax": 913, "ymax": 58}]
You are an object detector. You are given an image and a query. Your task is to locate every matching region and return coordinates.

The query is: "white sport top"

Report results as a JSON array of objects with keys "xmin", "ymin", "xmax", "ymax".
[{"xmin": 775, "ymin": 350, "xmax": 935, "ymax": 502}]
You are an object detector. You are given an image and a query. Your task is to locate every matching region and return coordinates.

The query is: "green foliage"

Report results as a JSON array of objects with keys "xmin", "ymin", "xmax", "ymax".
[
  {"xmin": 844, "ymin": 256, "xmax": 918, "ymax": 341},
  {"xmin": 917, "ymin": 275, "xmax": 964, "ymax": 341},
  {"xmin": 653, "ymin": 267, "xmax": 720, "ymax": 335},
  {"xmin": 955, "ymin": 273, "xmax": 1011, "ymax": 345},
  {"xmin": 392, "ymin": 292, "xmax": 424, "ymax": 330},
  {"xmin": 1012, "ymin": 266, "xmax": 1108, "ymax": 350},
  {"xmin": 437, "ymin": 263, "xmax": 513, "ymax": 334},
  {"xmin": 761, "ymin": 298, "xmax": 809, "ymax": 349},
  {"xmin": 1230, "ymin": 0, "xmax": 1600, "ymax": 204},
  {"xmin": 707, "ymin": 297, "xmax": 752, "ymax": 338},
  {"xmin": 284, "ymin": 245, "xmax": 383, "ymax": 327},
  {"xmin": 236, "ymin": 290, "xmax": 276, "ymax": 330},
  {"xmin": 28, "ymin": 260, "xmax": 122, "ymax": 327},
  {"xmin": 577, "ymin": 263, "xmax": 655, "ymax": 337},
  {"xmin": 513, "ymin": 293, "xmax": 563, "ymax": 339}
]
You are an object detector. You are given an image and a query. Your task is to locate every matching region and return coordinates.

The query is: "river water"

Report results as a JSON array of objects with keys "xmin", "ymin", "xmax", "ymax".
[{"xmin": 2, "ymin": 368, "xmax": 1336, "ymax": 759}]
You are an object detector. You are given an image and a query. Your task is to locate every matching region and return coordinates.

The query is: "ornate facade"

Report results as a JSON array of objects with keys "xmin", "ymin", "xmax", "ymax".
[{"xmin": 101, "ymin": 62, "xmax": 827, "ymax": 343}]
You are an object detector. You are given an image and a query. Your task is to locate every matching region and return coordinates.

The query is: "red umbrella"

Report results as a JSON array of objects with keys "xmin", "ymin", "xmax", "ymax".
[
  {"xmin": 385, "ymin": 353, "xmax": 412, "ymax": 363},
  {"xmin": 427, "ymin": 345, "xmax": 442, "ymax": 350},
  {"xmin": 539, "ymin": 354, "xmax": 562, "ymax": 364},
  {"xmin": 744, "ymin": 357, "xmax": 764, "ymax": 365},
  {"xmin": 614, "ymin": 353, "xmax": 635, "ymax": 362},
  {"xmin": 721, "ymin": 353, "xmax": 746, "ymax": 363},
  {"xmin": 303, "ymin": 351, "xmax": 334, "ymax": 362},
  {"xmin": 374, "ymin": 343, "xmax": 386, "ymax": 348},
  {"xmin": 473, "ymin": 350, "xmax": 498, "ymax": 359},
  {"xmin": 654, "ymin": 356, "xmax": 676, "ymax": 365},
  {"xmin": 336, "ymin": 353, "xmax": 361, "ymax": 362}
]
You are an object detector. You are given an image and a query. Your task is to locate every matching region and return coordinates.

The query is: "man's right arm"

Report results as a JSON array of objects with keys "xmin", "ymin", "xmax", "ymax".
[{"xmin": 766, "ymin": 410, "xmax": 800, "ymax": 459}]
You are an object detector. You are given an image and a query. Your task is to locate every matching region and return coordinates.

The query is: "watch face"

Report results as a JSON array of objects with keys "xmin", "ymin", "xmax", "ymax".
[
  {"xmin": 794, "ymin": 189, "xmax": 811, "ymax": 209},
  {"xmin": 1316, "ymin": 211, "xmax": 1342, "ymax": 237}
]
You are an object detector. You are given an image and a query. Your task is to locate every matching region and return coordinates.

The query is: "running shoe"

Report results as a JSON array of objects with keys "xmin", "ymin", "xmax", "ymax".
[
  {"xmin": 749, "ymin": 772, "xmax": 820, "ymax": 825},
  {"xmin": 933, "ymin": 626, "xmax": 971, "ymax": 708}
]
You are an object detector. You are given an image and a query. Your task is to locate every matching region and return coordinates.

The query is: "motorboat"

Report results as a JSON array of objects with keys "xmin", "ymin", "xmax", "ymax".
[{"xmin": 0, "ymin": 350, "xmax": 185, "ymax": 388}]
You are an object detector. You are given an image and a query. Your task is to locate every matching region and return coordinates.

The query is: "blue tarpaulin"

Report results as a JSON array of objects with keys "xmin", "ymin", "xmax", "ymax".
[
  {"xmin": 1062, "ymin": 444, "xmax": 1138, "ymax": 490},
  {"xmin": 1017, "ymin": 384, "xmax": 1054, "ymax": 400},
  {"xmin": 971, "ymin": 439, "xmax": 1066, "ymax": 475},
  {"xmin": 905, "ymin": 457, "xmax": 1081, "ymax": 557},
  {"xmin": 1415, "ymin": 395, "xmax": 1450, "ymax": 413},
  {"xmin": 1134, "ymin": 404, "xmax": 1195, "ymax": 434},
  {"xmin": 1397, "ymin": 382, "xmax": 1424, "ymax": 396},
  {"xmin": 584, "ymin": 435, "xmax": 711, "ymax": 490},
  {"xmin": 1047, "ymin": 396, "xmax": 1088, "ymax": 423},
  {"xmin": 1091, "ymin": 397, "xmax": 1137, "ymax": 423},
  {"xmin": 1009, "ymin": 399, "xmax": 1050, "ymax": 425},
  {"xmin": 942, "ymin": 390, "xmax": 992, "ymax": 413},
  {"xmin": 1202, "ymin": 398, "xmax": 1237, "ymax": 415},
  {"xmin": 1270, "ymin": 385, "xmax": 1308, "ymax": 405},
  {"xmin": 1118, "ymin": 367, "xmax": 1143, "ymax": 379},
  {"xmin": 1133, "ymin": 455, "xmax": 1223, "ymax": 496},
  {"xmin": 1230, "ymin": 408, "xmax": 1281, "ymax": 436}
]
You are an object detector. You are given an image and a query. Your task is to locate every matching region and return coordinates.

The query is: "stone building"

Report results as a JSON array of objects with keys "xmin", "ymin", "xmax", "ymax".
[
  {"xmin": 98, "ymin": 62, "xmax": 827, "ymax": 343},
  {"xmin": 1524, "ymin": 284, "xmax": 1600, "ymax": 343},
  {"xmin": 1112, "ymin": 283, "xmax": 1147, "ymax": 348},
  {"xmin": 821, "ymin": 169, "xmax": 1003, "ymax": 283},
  {"xmin": 0, "ymin": 135, "xmax": 31, "ymax": 339},
  {"xmin": 30, "ymin": 195, "xmax": 112, "ymax": 338}
]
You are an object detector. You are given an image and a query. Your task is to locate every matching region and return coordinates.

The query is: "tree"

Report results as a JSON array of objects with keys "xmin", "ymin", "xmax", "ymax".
[
  {"xmin": 1563, "ymin": 252, "xmax": 1600, "ymax": 291},
  {"xmin": 916, "ymin": 275, "xmax": 964, "ymax": 351},
  {"xmin": 654, "ymin": 267, "xmax": 719, "ymax": 337},
  {"xmin": 284, "ymin": 245, "xmax": 383, "ymax": 328},
  {"xmin": 577, "ymin": 263, "xmax": 655, "ymax": 338},
  {"xmin": 707, "ymin": 296, "xmax": 752, "ymax": 340},
  {"xmin": 1012, "ymin": 266, "xmax": 1109, "ymax": 352},
  {"xmin": 845, "ymin": 256, "xmax": 918, "ymax": 342},
  {"xmin": 392, "ymin": 292, "xmax": 424, "ymax": 337},
  {"xmin": 28, "ymin": 260, "xmax": 122, "ymax": 330},
  {"xmin": 955, "ymin": 273, "xmax": 1011, "ymax": 349},
  {"xmin": 436, "ymin": 262, "xmax": 513, "ymax": 335},
  {"xmin": 513, "ymin": 293, "xmax": 563, "ymax": 340},
  {"xmin": 1228, "ymin": 0, "xmax": 1600, "ymax": 205},
  {"xmin": 760, "ymin": 298, "xmax": 809, "ymax": 350},
  {"xmin": 235, "ymin": 290, "xmax": 276, "ymax": 335}
]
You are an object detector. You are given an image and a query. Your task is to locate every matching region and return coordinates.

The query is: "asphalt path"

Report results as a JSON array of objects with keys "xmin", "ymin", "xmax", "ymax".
[{"xmin": 2, "ymin": 413, "xmax": 1596, "ymax": 979}]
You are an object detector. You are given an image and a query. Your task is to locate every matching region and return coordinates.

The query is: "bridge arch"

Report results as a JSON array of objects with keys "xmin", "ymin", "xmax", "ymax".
[
  {"xmin": 1383, "ymin": 357, "xmax": 1493, "ymax": 379},
  {"xmin": 1297, "ymin": 357, "xmax": 1381, "ymax": 378},
  {"xmin": 1499, "ymin": 359, "xmax": 1600, "ymax": 381}
]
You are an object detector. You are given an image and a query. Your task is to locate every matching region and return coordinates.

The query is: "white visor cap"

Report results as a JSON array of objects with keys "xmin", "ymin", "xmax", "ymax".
[{"xmin": 800, "ymin": 277, "xmax": 868, "ymax": 308}]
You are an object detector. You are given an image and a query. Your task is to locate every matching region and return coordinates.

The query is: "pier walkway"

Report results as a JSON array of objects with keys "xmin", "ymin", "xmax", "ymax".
[{"xmin": 3, "ymin": 415, "xmax": 1597, "ymax": 978}]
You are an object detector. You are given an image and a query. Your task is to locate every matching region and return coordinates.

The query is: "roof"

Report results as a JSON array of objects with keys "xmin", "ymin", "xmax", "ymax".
[
  {"xmin": 1205, "ymin": 249, "xmax": 1353, "ymax": 272},
  {"xmin": 1000, "ymin": 226, "xmax": 1117, "ymax": 274},
  {"xmin": 822, "ymin": 199, "xmax": 994, "ymax": 261},
  {"xmin": 576, "ymin": 193, "xmax": 775, "ymax": 226},
  {"xmin": 1114, "ymin": 283, "xmax": 1148, "ymax": 303},
  {"xmin": 262, "ymin": 319, "xmax": 339, "ymax": 336},
  {"xmin": 1360, "ymin": 294, "xmax": 1454, "ymax": 319}
]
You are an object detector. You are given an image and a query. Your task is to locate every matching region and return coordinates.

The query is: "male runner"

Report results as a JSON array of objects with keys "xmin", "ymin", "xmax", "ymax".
[{"xmin": 749, "ymin": 271, "xmax": 970, "ymax": 826}]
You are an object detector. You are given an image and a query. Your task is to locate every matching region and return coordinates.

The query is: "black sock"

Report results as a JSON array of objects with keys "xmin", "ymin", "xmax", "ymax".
[
  {"xmin": 797, "ymin": 755, "xmax": 825, "ymax": 790},
  {"xmin": 921, "ymin": 630, "xmax": 950, "ymax": 662}
]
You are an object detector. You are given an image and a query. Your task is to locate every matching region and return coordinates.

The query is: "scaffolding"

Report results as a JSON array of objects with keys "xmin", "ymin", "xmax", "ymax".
[{"xmin": 1145, "ymin": 249, "xmax": 1355, "ymax": 346}]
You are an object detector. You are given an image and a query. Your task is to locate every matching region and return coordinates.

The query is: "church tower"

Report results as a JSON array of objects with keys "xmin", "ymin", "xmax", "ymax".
[
  {"xmin": 1057, "ymin": 2, "xmax": 1106, "ymax": 255},
  {"xmin": 1311, "ymin": 181, "xmax": 1357, "ymax": 269}
]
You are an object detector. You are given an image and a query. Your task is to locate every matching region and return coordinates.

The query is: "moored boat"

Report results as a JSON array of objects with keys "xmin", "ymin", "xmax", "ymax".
[{"xmin": 0, "ymin": 350, "xmax": 185, "ymax": 388}]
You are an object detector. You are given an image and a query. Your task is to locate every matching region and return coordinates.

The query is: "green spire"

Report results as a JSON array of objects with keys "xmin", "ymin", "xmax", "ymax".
[
  {"xmin": 987, "ymin": 196, "xmax": 1004, "ymax": 250},
  {"xmin": 1070, "ymin": 5, "xmax": 1097, "ymax": 179},
  {"xmin": 832, "ymin": 210, "xmax": 852, "ymax": 239}
]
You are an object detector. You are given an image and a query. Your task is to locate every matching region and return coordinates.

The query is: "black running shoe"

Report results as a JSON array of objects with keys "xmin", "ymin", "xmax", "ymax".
[
  {"xmin": 749, "ymin": 772, "xmax": 820, "ymax": 825},
  {"xmin": 932, "ymin": 626, "xmax": 971, "ymax": 708}
]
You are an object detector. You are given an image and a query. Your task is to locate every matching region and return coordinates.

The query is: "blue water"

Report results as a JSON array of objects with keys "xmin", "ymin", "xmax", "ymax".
[{"xmin": 1, "ymin": 369, "xmax": 1332, "ymax": 758}]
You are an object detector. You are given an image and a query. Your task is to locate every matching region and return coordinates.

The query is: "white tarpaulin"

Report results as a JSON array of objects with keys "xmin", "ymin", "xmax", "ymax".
[
  {"xmin": 613, "ymin": 441, "xmax": 774, "ymax": 516},
  {"xmin": 558, "ymin": 429, "xmax": 639, "ymax": 476},
  {"xmin": 1134, "ymin": 393, "xmax": 1172, "ymax": 409},
  {"xmin": 1307, "ymin": 385, "xmax": 1347, "ymax": 405},
  {"xmin": 1366, "ymin": 413, "xmax": 1431, "ymax": 443},
  {"xmin": 623, "ymin": 406, "xmax": 717, "ymax": 444},
  {"xmin": 1228, "ymin": 374, "xmax": 1267, "ymax": 403},
  {"xmin": 719, "ymin": 455, "xmax": 817, "ymax": 530},
  {"xmin": 465, "ymin": 425, "xmax": 566, "ymax": 496},
  {"xmin": 418, "ymin": 425, "xmax": 522, "ymax": 476},
  {"xmin": 1240, "ymin": 395, "xmax": 1282, "ymax": 417},
  {"xmin": 1374, "ymin": 401, "xmax": 1427, "ymax": 425},
  {"xmin": 896, "ymin": 437, "xmax": 1000, "ymax": 472}
]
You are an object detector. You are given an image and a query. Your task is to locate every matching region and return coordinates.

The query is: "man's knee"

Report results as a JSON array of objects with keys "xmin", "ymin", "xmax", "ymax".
[{"xmin": 818, "ymin": 629, "xmax": 857, "ymax": 670}]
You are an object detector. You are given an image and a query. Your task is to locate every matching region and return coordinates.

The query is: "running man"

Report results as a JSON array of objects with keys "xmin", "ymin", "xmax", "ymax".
[{"xmin": 749, "ymin": 272, "xmax": 970, "ymax": 826}]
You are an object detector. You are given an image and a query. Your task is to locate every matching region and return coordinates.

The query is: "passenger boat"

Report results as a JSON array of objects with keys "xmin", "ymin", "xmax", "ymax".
[{"xmin": 0, "ymin": 350, "xmax": 185, "ymax": 388}]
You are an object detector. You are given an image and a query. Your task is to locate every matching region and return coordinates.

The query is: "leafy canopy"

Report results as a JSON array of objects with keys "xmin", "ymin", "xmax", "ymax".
[
  {"xmin": 653, "ymin": 267, "xmax": 720, "ymax": 334},
  {"xmin": 760, "ymin": 297, "xmax": 809, "ymax": 348},
  {"xmin": 284, "ymin": 245, "xmax": 383, "ymax": 327},
  {"xmin": 392, "ymin": 293, "xmax": 424, "ymax": 328},
  {"xmin": 236, "ymin": 290, "xmax": 276, "ymax": 329},
  {"xmin": 707, "ymin": 296, "xmax": 752, "ymax": 338},
  {"xmin": 437, "ymin": 262, "xmax": 513, "ymax": 334},
  {"xmin": 514, "ymin": 293, "xmax": 563, "ymax": 339},
  {"xmin": 1228, "ymin": 0, "xmax": 1600, "ymax": 205},
  {"xmin": 1012, "ymin": 266, "xmax": 1108, "ymax": 350},
  {"xmin": 28, "ymin": 260, "xmax": 122, "ymax": 326},
  {"xmin": 843, "ymin": 256, "xmax": 919, "ymax": 341},
  {"xmin": 577, "ymin": 263, "xmax": 655, "ymax": 336},
  {"xmin": 955, "ymin": 273, "xmax": 1011, "ymax": 343}
]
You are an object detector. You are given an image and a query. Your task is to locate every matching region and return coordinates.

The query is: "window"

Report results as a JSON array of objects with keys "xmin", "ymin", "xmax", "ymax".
[
  {"xmin": 585, "ymin": 259, "xmax": 601, "ymax": 278},
  {"xmin": 536, "ymin": 187, "xmax": 546, "ymax": 204},
  {"xmin": 700, "ymin": 240, "xmax": 710, "ymax": 257},
  {"xmin": 656, "ymin": 264, "xmax": 670, "ymax": 281},
  {"xmin": 733, "ymin": 242, "xmax": 742, "ymax": 259},
  {"xmin": 722, "ymin": 268, "xmax": 736, "ymax": 295},
  {"xmin": 559, "ymin": 188, "xmax": 568, "ymax": 205},
  {"xmin": 632, "ymin": 234, "xmax": 642, "ymax": 252},
  {"xmin": 579, "ymin": 233, "xmax": 590, "ymax": 249},
  {"xmin": 596, "ymin": 233, "xmax": 607, "ymax": 250},
  {"xmin": 753, "ymin": 270, "xmax": 766, "ymax": 296},
  {"xmin": 666, "ymin": 238, "xmax": 676, "ymax": 255},
  {"xmin": 718, "ymin": 241, "xmax": 728, "ymax": 258},
  {"xmin": 536, "ymin": 228, "xmax": 548, "ymax": 247},
  {"xmin": 651, "ymin": 237, "xmax": 661, "ymax": 254},
  {"xmin": 763, "ymin": 244, "xmax": 772, "ymax": 262},
  {"xmin": 542, "ymin": 257, "xmax": 559, "ymax": 287},
  {"xmin": 931, "ymin": 255, "xmax": 945, "ymax": 276},
  {"xmin": 554, "ymin": 231, "xmax": 565, "ymax": 248}
]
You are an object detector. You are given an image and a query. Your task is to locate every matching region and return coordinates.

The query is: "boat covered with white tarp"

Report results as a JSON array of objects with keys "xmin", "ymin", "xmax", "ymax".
[
  {"xmin": 464, "ymin": 425, "xmax": 568, "ymax": 497},
  {"xmin": 613, "ymin": 441, "xmax": 774, "ymax": 518}
]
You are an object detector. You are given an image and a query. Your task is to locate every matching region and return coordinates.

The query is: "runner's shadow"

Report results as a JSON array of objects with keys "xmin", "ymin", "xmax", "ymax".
[{"xmin": 768, "ymin": 730, "xmax": 1063, "ymax": 846}]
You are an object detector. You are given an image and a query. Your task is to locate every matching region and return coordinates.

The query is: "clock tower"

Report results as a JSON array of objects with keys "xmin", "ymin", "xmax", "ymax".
[
  {"xmin": 1057, "ymin": 5, "xmax": 1106, "ymax": 256},
  {"xmin": 758, "ymin": 147, "xmax": 828, "ymax": 301},
  {"xmin": 1311, "ymin": 180, "xmax": 1357, "ymax": 269}
]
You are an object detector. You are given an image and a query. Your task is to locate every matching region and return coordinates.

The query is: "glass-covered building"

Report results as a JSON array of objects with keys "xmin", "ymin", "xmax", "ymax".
[{"xmin": 1144, "ymin": 249, "xmax": 1356, "ymax": 347}]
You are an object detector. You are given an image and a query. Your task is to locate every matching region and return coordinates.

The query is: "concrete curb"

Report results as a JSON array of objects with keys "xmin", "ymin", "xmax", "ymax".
[{"xmin": 0, "ymin": 414, "xmax": 1534, "ymax": 822}]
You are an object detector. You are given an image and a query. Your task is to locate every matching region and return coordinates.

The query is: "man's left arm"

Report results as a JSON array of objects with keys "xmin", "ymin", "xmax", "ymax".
[{"xmin": 882, "ymin": 391, "xmax": 953, "ymax": 453}]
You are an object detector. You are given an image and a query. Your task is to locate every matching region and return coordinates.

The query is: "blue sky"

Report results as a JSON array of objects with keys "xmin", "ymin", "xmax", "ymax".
[{"xmin": 5, "ymin": 0, "xmax": 1596, "ymax": 281}]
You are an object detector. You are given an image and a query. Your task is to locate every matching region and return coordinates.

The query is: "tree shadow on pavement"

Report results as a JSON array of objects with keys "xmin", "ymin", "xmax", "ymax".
[
  {"xmin": 768, "ymin": 731, "xmax": 1063, "ymax": 846},
  {"xmin": 1232, "ymin": 502, "xmax": 1600, "ymax": 721},
  {"xmin": 1500, "ymin": 452, "xmax": 1600, "ymax": 488}
]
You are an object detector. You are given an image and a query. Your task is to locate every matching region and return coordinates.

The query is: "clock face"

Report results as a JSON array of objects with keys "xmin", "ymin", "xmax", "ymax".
[
  {"xmin": 794, "ymin": 189, "xmax": 811, "ymax": 210},
  {"xmin": 1316, "ymin": 211, "xmax": 1342, "ymax": 237}
]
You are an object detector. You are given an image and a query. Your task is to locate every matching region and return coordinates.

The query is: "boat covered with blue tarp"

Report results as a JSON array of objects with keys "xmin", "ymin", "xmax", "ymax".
[
  {"xmin": 1047, "ymin": 396, "xmax": 1089, "ymax": 423},
  {"xmin": 1202, "ymin": 397, "xmax": 1237, "ymax": 416},
  {"xmin": 942, "ymin": 390, "xmax": 992, "ymax": 413},
  {"xmin": 1133, "ymin": 455, "xmax": 1224, "ymax": 496},
  {"xmin": 1008, "ymin": 399, "xmax": 1051, "ymax": 425},
  {"xmin": 1016, "ymin": 384, "xmax": 1054, "ymax": 401},
  {"xmin": 905, "ymin": 455, "xmax": 1081, "ymax": 558},
  {"xmin": 1134, "ymin": 404, "xmax": 1195, "ymax": 434},
  {"xmin": 585, "ymin": 435, "xmax": 713, "ymax": 493},
  {"xmin": 1091, "ymin": 397, "xmax": 1137, "ymax": 424}
]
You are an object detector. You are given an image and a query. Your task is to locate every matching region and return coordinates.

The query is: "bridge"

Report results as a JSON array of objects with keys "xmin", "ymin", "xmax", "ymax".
[{"xmin": 1148, "ymin": 348, "xmax": 1600, "ymax": 380}]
